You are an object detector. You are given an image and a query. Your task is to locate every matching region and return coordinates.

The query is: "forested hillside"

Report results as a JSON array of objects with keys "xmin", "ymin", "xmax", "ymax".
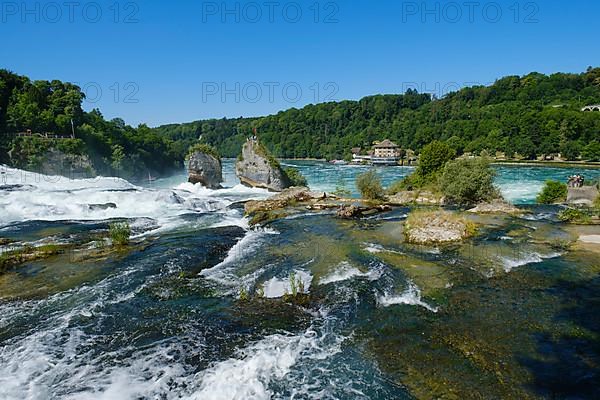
[
  {"xmin": 155, "ymin": 68, "xmax": 600, "ymax": 161},
  {"xmin": 0, "ymin": 70, "xmax": 184, "ymax": 179},
  {"xmin": 2, "ymin": 68, "xmax": 600, "ymax": 179}
]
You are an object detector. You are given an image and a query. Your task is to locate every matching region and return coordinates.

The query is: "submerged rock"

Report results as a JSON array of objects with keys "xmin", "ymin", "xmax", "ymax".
[
  {"xmin": 387, "ymin": 190, "xmax": 444, "ymax": 206},
  {"xmin": 188, "ymin": 150, "xmax": 223, "ymax": 189},
  {"xmin": 336, "ymin": 204, "xmax": 392, "ymax": 219},
  {"xmin": 86, "ymin": 202, "xmax": 117, "ymax": 211},
  {"xmin": 404, "ymin": 210, "xmax": 476, "ymax": 244},
  {"xmin": 0, "ymin": 184, "xmax": 35, "ymax": 192},
  {"xmin": 235, "ymin": 140, "xmax": 290, "ymax": 192},
  {"xmin": 0, "ymin": 243, "xmax": 70, "ymax": 273},
  {"xmin": 336, "ymin": 205, "xmax": 362, "ymax": 218}
]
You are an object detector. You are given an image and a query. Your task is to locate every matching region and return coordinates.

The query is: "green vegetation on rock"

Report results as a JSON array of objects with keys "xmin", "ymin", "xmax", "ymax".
[
  {"xmin": 187, "ymin": 143, "xmax": 221, "ymax": 160},
  {"xmin": 0, "ymin": 244, "xmax": 65, "ymax": 273},
  {"xmin": 284, "ymin": 167, "xmax": 308, "ymax": 187},
  {"xmin": 537, "ymin": 180, "xmax": 568, "ymax": 204},
  {"xmin": 254, "ymin": 141, "xmax": 281, "ymax": 169},
  {"xmin": 356, "ymin": 170, "xmax": 385, "ymax": 200},
  {"xmin": 109, "ymin": 222, "xmax": 131, "ymax": 246},
  {"xmin": 416, "ymin": 141, "xmax": 457, "ymax": 181},
  {"xmin": 390, "ymin": 141, "xmax": 456, "ymax": 193},
  {"xmin": 557, "ymin": 207, "xmax": 599, "ymax": 224},
  {"xmin": 440, "ymin": 157, "xmax": 500, "ymax": 206}
]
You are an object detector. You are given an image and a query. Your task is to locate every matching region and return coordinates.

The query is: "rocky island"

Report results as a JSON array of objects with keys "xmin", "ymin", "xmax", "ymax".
[
  {"xmin": 235, "ymin": 139, "xmax": 291, "ymax": 192},
  {"xmin": 187, "ymin": 144, "xmax": 223, "ymax": 189}
]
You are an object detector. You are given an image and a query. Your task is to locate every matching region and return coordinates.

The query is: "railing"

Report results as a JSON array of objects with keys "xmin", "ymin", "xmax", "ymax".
[
  {"xmin": 581, "ymin": 105, "xmax": 600, "ymax": 112},
  {"xmin": 13, "ymin": 132, "xmax": 74, "ymax": 139}
]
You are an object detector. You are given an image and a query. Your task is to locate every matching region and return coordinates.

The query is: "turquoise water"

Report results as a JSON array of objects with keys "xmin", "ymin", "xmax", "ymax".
[
  {"xmin": 1, "ymin": 163, "xmax": 599, "ymax": 399},
  {"xmin": 150, "ymin": 159, "xmax": 600, "ymax": 204},
  {"xmin": 282, "ymin": 161, "xmax": 600, "ymax": 204}
]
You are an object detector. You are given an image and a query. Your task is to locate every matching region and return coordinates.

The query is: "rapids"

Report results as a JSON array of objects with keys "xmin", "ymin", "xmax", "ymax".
[{"xmin": 0, "ymin": 161, "xmax": 599, "ymax": 399}]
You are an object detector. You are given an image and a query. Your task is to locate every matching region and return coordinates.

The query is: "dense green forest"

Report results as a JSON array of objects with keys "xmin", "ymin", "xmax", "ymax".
[
  {"xmin": 154, "ymin": 68, "xmax": 600, "ymax": 161},
  {"xmin": 2, "ymin": 68, "xmax": 600, "ymax": 180},
  {"xmin": 0, "ymin": 70, "xmax": 183, "ymax": 179}
]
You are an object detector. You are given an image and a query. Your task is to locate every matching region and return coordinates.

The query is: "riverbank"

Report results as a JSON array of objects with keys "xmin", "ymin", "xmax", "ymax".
[{"xmin": 493, "ymin": 159, "xmax": 600, "ymax": 169}]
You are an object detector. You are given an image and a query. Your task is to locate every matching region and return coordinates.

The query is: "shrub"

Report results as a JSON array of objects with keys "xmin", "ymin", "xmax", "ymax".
[
  {"xmin": 332, "ymin": 182, "xmax": 351, "ymax": 198},
  {"xmin": 187, "ymin": 143, "xmax": 220, "ymax": 160},
  {"xmin": 284, "ymin": 167, "xmax": 308, "ymax": 187},
  {"xmin": 558, "ymin": 208, "xmax": 592, "ymax": 224},
  {"xmin": 536, "ymin": 180, "xmax": 568, "ymax": 204},
  {"xmin": 386, "ymin": 180, "xmax": 405, "ymax": 195},
  {"xmin": 356, "ymin": 169, "xmax": 385, "ymax": 200},
  {"xmin": 109, "ymin": 222, "xmax": 131, "ymax": 246},
  {"xmin": 549, "ymin": 239, "xmax": 573, "ymax": 251},
  {"xmin": 440, "ymin": 157, "xmax": 500, "ymax": 205},
  {"xmin": 416, "ymin": 141, "xmax": 456, "ymax": 179},
  {"xmin": 392, "ymin": 140, "xmax": 455, "ymax": 192},
  {"xmin": 255, "ymin": 142, "xmax": 281, "ymax": 169}
]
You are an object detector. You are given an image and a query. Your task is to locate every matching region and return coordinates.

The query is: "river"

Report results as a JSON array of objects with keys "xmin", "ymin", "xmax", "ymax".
[{"xmin": 0, "ymin": 161, "xmax": 598, "ymax": 399}]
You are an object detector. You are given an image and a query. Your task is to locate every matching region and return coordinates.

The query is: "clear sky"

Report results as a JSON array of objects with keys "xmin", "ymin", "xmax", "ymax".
[{"xmin": 1, "ymin": 0, "xmax": 599, "ymax": 127}]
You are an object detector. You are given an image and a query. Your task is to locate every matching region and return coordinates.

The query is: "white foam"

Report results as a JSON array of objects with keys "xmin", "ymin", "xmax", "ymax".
[
  {"xmin": 319, "ymin": 261, "xmax": 380, "ymax": 285},
  {"xmin": 200, "ymin": 228, "xmax": 280, "ymax": 291},
  {"xmin": 500, "ymin": 181, "xmax": 544, "ymax": 204},
  {"xmin": 188, "ymin": 320, "xmax": 344, "ymax": 400},
  {"xmin": 262, "ymin": 270, "xmax": 313, "ymax": 298},
  {"xmin": 59, "ymin": 343, "xmax": 188, "ymax": 400},
  {"xmin": 0, "ymin": 263, "xmax": 187, "ymax": 400},
  {"xmin": 362, "ymin": 243, "xmax": 402, "ymax": 255},
  {"xmin": 377, "ymin": 281, "xmax": 438, "ymax": 313},
  {"xmin": 174, "ymin": 181, "xmax": 270, "ymax": 201},
  {"xmin": 0, "ymin": 166, "xmax": 260, "ymax": 234},
  {"xmin": 521, "ymin": 212, "xmax": 554, "ymax": 221},
  {"xmin": 499, "ymin": 251, "xmax": 561, "ymax": 272},
  {"xmin": 363, "ymin": 243, "xmax": 384, "ymax": 254}
]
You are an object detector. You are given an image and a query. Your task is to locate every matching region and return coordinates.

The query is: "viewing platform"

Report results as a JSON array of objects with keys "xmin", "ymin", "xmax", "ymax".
[{"xmin": 14, "ymin": 130, "xmax": 74, "ymax": 139}]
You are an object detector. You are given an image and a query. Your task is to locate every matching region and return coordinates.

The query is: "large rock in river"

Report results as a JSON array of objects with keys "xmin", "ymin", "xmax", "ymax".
[
  {"xmin": 404, "ymin": 210, "xmax": 475, "ymax": 244},
  {"xmin": 567, "ymin": 186, "xmax": 599, "ymax": 206},
  {"xmin": 235, "ymin": 140, "xmax": 290, "ymax": 192},
  {"xmin": 188, "ymin": 150, "xmax": 223, "ymax": 189}
]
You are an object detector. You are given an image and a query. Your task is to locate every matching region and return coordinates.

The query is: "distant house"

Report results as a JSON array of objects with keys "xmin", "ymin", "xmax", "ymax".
[
  {"xmin": 373, "ymin": 140, "xmax": 400, "ymax": 158},
  {"xmin": 372, "ymin": 139, "xmax": 401, "ymax": 165}
]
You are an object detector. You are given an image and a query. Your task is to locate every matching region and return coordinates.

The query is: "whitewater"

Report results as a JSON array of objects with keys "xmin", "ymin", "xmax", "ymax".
[{"xmin": 1, "ymin": 161, "xmax": 597, "ymax": 399}]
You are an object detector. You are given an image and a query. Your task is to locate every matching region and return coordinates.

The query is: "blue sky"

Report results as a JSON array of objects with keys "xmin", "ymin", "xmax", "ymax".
[{"xmin": 1, "ymin": 0, "xmax": 599, "ymax": 126}]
